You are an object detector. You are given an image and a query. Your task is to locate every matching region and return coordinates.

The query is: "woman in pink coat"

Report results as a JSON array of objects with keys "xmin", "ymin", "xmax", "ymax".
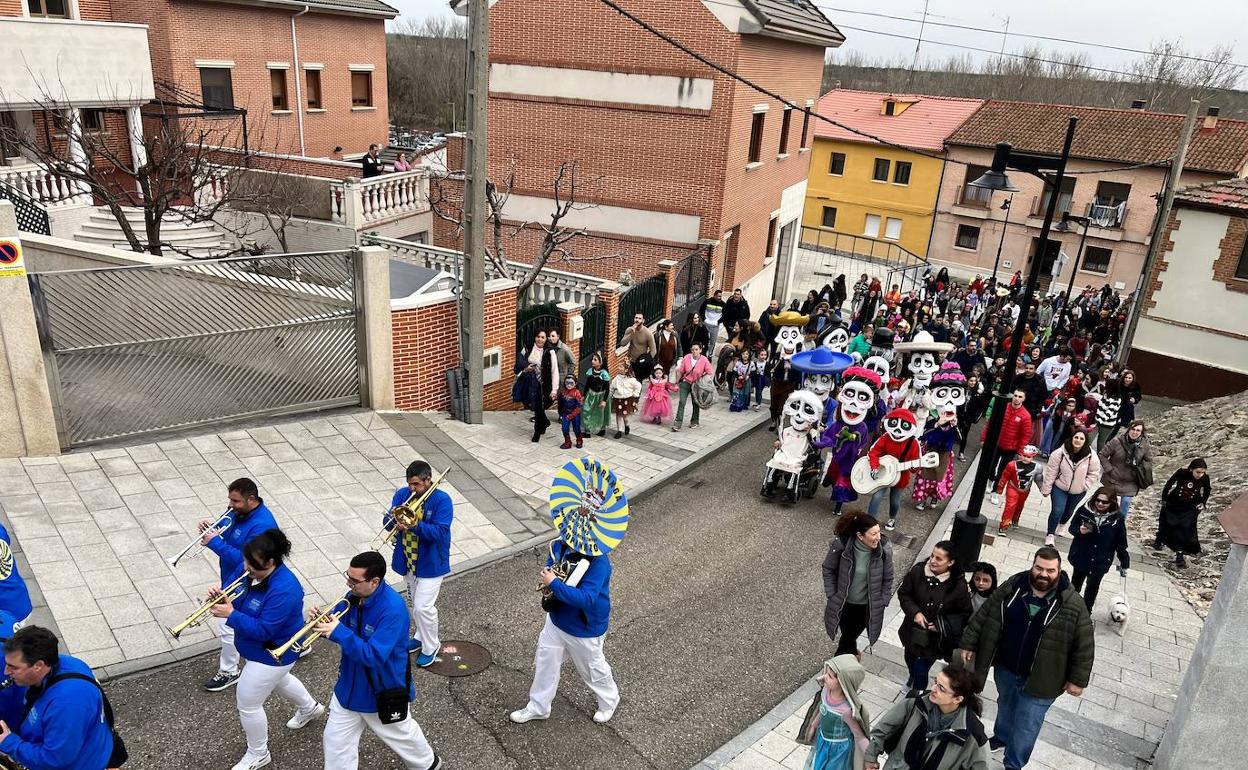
[
  {"xmin": 673, "ymin": 342, "xmax": 713, "ymax": 430},
  {"xmin": 1039, "ymin": 428, "xmax": 1101, "ymax": 546}
]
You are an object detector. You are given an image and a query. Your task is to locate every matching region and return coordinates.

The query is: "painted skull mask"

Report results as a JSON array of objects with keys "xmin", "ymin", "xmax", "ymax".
[
  {"xmin": 776, "ymin": 325, "xmax": 805, "ymax": 359},
  {"xmin": 930, "ymin": 382, "xmax": 968, "ymax": 419},
  {"xmin": 883, "ymin": 413, "xmax": 916, "ymax": 441},
  {"xmin": 803, "ymin": 373, "xmax": 836, "ymax": 399},
  {"xmin": 907, "ymin": 352, "xmax": 941, "ymax": 388},
  {"xmin": 782, "ymin": 390, "xmax": 824, "ymax": 433},
  {"xmin": 820, "ymin": 326, "xmax": 850, "ymax": 354},
  {"xmin": 863, "ymin": 354, "xmax": 893, "ymax": 384},
  {"xmin": 837, "ymin": 380, "xmax": 876, "ymax": 426}
]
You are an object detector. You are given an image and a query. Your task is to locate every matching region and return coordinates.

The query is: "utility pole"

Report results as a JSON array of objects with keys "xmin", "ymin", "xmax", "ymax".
[
  {"xmin": 1118, "ymin": 99, "xmax": 1199, "ymax": 363},
  {"xmin": 459, "ymin": 0, "xmax": 489, "ymax": 423}
]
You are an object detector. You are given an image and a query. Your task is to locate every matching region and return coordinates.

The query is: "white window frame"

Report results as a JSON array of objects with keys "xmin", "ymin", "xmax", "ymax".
[
  {"xmin": 884, "ymin": 217, "xmax": 903, "ymax": 241},
  {"xmin": 864, "ymin": 214, "xmax": 881, "ymax": 238}
]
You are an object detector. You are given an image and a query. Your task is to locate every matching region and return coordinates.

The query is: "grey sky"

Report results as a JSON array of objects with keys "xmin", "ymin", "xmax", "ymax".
[{"xmin": 386, "ymin": 0, "xmax": 1246, "ymax": 77}]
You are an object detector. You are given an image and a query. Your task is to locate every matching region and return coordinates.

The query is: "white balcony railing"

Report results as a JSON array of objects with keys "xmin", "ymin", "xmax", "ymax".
[
  {"xmin": 331, "ymin": 170, "xmax": 430, "ymax": 228},
  {"xmin": 0, "ymin": 164, "xmax": 92, "ymax": 208}
]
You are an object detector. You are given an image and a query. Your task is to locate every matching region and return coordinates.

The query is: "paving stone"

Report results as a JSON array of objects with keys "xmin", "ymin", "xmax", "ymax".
[
  {"xmin": 0, "ymin": 475, "xmax": 36, "ymax": 497},
  {"xmin": 29, "ymin": 560, "xmax": 86, "ymax": 591},
  {"xmin": 58, "ymin": 614, "xmax": 118, "ymax": 652},
  {"xmin": 139, "ymin": 459, "xmax": 183, "ymax": 482},
  {"xmin": 113, "ymin": 621, "xmax": 172, "ymax": 657},
  {"xmin": 43, "ymin": 587, "xmax": 102, "ymax": 620},
  {"xmin": 201, "ymin": 451, "xmax": 246, "ymax": 472},
  {"xmin": 119, "ymin": 552, "xmax": 175, "ymax": 583},
  {"xmin": 24, "ymin": 463, "xmax": 69, "ymax": 484},
  {"xmin": 74, "ymin": 543, "xmax": 123, "ymax": 571},
  {"xmin": 150, "ymin": 479, "xmax": 197, "ymax": 500},
  {"xmin": 125, "ymin": 491, "xmax": 171, "ymax": 516},
  {"xmin": 54, "ymin": 520, "xmax": 105, "ymax": 547},
  {"xmin": 279, "ymin": 460, "xmax": 321, "ymax": 481},
  {"xmin": 98, "ymin": 456, "xmax": 141, "ymax": 477},
  {"xmin": 111, "ymin": 473, "xmax": 154, "ymax": 496},
  {"xmin": 79, "ymin": 646, "xmax": 126, "ymax": 669},
  {"xmin": 97, "ymin": 594, "xmax": 156, "ymax": 628},
  {"xmin": 79, "ymin": 486, "xmax": 126, "ymax": 510},
  {"xmin": 47, "ymin": 500, "xmax": 92, "ymax": 524},
  {"xmin": 0, "ymin": 493, "xmax": 47, "ymax": 515}
]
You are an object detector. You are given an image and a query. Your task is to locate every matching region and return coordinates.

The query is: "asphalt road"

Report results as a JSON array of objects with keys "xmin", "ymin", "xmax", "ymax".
[{"xmin": 106, "ymin": 426, "xmax": 947, "ymax": 770}]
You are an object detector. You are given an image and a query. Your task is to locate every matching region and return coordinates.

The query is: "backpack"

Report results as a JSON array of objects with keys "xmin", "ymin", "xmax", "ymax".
[
  {"xmin": 692, "ymin": 373, "xmax": 717, "ymax": 409},
  {"xmin": 22, "ymin": 671, "xmax": 127, "ymax": 766}
]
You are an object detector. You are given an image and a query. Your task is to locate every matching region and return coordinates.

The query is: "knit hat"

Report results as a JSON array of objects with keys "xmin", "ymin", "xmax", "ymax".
[
  {"xmin": 884, "ymin": 407, "xmax": 917, "ymax": 425},
  {"xmin": 931, "ymin": 361, "xmax": 967, "ymax": 388},
  {"xmin": 842, "ymin": 365, "xmax": 883, "ymax": 391}
]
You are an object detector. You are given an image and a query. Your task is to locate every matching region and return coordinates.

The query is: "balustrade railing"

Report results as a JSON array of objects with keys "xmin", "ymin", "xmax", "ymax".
[
  {"xmin": 0, "ymin": 164, "xmax": 91, "ymax": 208},
  {"xmin": 332, "ymin": 170, "xmax": 429, "ymax": 227}
]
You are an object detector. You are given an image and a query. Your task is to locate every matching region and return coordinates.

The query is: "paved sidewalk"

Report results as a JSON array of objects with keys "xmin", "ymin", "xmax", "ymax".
[
  {"xmin": 0, "ymin": 410, "xmax": 548, "ymax": 677},
  {"xmin": 695, "ymin": 458, "xmax": 1199, "ymax": 770}
]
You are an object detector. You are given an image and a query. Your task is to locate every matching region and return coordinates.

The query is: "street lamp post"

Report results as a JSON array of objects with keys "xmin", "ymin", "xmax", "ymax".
[
  {"xmin": 1055, "ymin": 213, "xmax": 1091, "ymax": 313},
  {"xmin": 989, "ymin": 196, "xmax": 1012, "ymax": 286},
  {"xmin": 949, "ymin": 117, "xmax": 1079, "ymax": 567}
]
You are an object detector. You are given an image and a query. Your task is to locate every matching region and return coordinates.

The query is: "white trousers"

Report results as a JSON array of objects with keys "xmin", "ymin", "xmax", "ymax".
[
  {"xmin": 219, "ymin": 620, "xmax": 241, "ymax": 675},
  {"xmin": 322, "ymin": 694, "xmax": 435, "ymax": 770},
  {"xmin": 525, "ymin": 615, "xmax": 619, "ymax": 716},
  {"xmin": 236, "ymin": 660, "xmax": 318, "ymax": 754},
  {"xmin": 405, "ymin": 574, "xmax": 443, "ymax": 656}
]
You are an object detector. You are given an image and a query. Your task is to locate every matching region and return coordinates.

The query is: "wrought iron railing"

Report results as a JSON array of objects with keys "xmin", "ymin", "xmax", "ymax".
[
  {"xmin": 617, "ymin": 272, "xmax": 667, "ymax": 343},
  {"xmin": 579, "ymin": 301, "xmax": 607, "ymax": 374},
  {"xmin": 796, "ymin": 226, "xmax": 930, "ymax": 297}
]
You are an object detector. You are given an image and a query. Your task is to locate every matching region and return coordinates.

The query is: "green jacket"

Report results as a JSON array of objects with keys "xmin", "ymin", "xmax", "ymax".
[
  {"xmin": 959, "ymin": 571, "xmax": 1095, "ymax": 699},
  {"xmin": 848, "ymin": 333, "xmax": 872, "ymax": 359},
  {"xmin": 866, "ymin": 694, "xmax": 989, "ymax": 770}
]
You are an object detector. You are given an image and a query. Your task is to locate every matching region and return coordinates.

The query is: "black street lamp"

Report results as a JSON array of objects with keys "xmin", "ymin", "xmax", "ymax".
[
  {"xmin": 1055, "ymin": 213, "xmax": 1091, "ymax": 314},
  {"xmin": 989, "ymin": 196, "xmax": 1014, "ymax": 286},
  {"xmin": 949, "ymin": 117, "xmax": 1079, "ymax": 567}
]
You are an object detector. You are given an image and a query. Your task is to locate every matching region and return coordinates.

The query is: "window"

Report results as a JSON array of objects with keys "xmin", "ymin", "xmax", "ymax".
[
  {"xmin": 53, "ymin": 109, "xmax": 104, "ymax": 134},
  {"xmin": 1237, "ymin": 238, "xmax": 1248, "ymax": 280},
  {"xmin": 872, "ymin": 158, "xmax": 890, "ymax": 182},
  {"xmin": 748, "ymin": 111, "xmax": 765, "ymax": 164},
  {"xmin": 884, "ymin": 217, "xmax": 902, "ymax": 241},
  {"xmin": 27, "ymin": 0, "xmax": 68, "ymax": 17},
  {"xmin": 828, "ymin": 152, "xmax": 846, "ymax": 176},
  {"xmin": 1031, "ymin": 236, "xmax": 1062, "ymax": 275},
  {"xmin": 1092, "ymin": 180, "xmax": 1130, "ymax": 227},
  {"xmin": 884, "ymin": 100, "xmax": 896, "ymax": 116},
  {"xmin": 821, "ymin": 206, "xmax": 838, "ymax": 229},
  {"xmin": 960, "ymin": 165, "xmax": 992, "ymax": 207},
  {"xmin": 270, "ymin": 70, "xmax": 289, "ymax": 111},
  {"xmin": 955, "ymin": 224, "xmax": 980, "ymax": 250},
  {"xmin": 800, "ymin": 108, "xmax": 810, "ymax": 149},
  {"xmin": 1039, "ymin": 176, "xmax": 1076, "ymax": 216},
  {"xmin": 1081, "ymin": 246, "xmax": 1112, "ymax": 274},
  {"xmin": 351, "ymin": 71, "xmax": 373, "ymax": 107},
  {"xmin": 864, "ymin": 214, "xmax": 881, "ymax": 238},
  {"xmin": 199, "ymin": 68, "xmax": 235, "ymax": 111},
  {"xmin": 765, "ymin": 218, "xmax": 778, "ymax": 260},
  {"xmin": 778, "ymin": 108, "xmax": 792, "ymax": 155},
  {"xmin": 893, "ymin": 161, "xmax": 912, "ymax": 185},
  {"xmin": 305, "ymin": 70, "xmax": 323, "ymax": 109}
]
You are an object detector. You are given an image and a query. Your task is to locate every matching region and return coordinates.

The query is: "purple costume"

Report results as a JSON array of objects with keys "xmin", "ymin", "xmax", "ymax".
[{"xmin": 814, "ymin": 409, "xmax": 870, "ymax": 504}]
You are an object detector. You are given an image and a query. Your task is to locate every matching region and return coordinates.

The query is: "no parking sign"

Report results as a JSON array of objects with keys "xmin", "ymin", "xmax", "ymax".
[{"xmin": 0, "ymin": 239, "xmax": 24, "ymax": 278}]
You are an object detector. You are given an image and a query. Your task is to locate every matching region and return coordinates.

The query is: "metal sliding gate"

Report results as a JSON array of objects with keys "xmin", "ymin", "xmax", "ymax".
[
  {"xmin": 671, "ymin": 248, "xmax": 711, "ymax": 328},
  {"xmin": 28, "ymin": 251, "xmax": 363, "ymax": 448}
]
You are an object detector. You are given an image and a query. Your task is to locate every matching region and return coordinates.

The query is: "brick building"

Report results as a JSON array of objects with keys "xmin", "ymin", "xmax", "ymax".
[
  {"xmin": 110, "ymin": 0, "xmax": 396, "ymax": 161},
  {"xmin": 441, "ymin": 0, "xmax": 843, "ymax": 313},
  {"xmin": 928, "ymin": 101, "xmax": 1248, "ymax": 294},
  {"xmin": 1130, "ymin": 177, "xmax": 1248, "ymax": 400}
]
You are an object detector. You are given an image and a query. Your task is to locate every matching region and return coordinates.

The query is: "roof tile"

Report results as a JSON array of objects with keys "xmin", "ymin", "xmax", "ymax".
[
  {"xmin": 947, "ymin": 100, "xmax": 1248, "ymax": 176},
  {"xmin": 813, "ymin": 89, "xmax": 984, "ymax": 152},
  {"xmin": 1174, "ymin": 177, "xmax": 1248, "ymax": 213}
]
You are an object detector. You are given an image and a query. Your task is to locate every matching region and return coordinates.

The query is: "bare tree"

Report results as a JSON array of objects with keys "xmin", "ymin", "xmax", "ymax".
[
  {"xmin": 214, "ymin": 167, "xmax": 328, "ymax": 254},
  {"xmin": 388, "ymin": 17, "xmax": 468, "ymax": 132},
  {"xmin": 430, "ymin": 159, "xmax": 608, "ymax": 295}
]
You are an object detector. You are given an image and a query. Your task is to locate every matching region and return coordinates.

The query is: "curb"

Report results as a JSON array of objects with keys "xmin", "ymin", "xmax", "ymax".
[
  {"xmin": 684, "ymin": 448, "xmax": 982, "ymax": 770},
  {"xmin": 627, "ymin": 411, "xmax": 771, "ymax": 505}
]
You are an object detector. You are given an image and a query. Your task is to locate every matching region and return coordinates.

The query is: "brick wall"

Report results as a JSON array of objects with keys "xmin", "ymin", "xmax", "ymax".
[
  {"xmin": 1213, "ymin": 214, "xmax": 1248, "ymax": 294},
  {"xmin": 1144, "ymin": 211, "xmax": 1181, "ymax": 312},
  {"xmin": 110, "ymin": 1, "xmax": 389, "ymax": 159},
  {"xmin": 392, "ymin": 283, "xmax": 519, "ymax": 413}
]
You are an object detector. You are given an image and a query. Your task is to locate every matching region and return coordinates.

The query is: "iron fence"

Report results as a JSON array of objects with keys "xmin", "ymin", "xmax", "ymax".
[
  {"xmin": 515, "ymin": 301, "xmax": 559, "ymax": 360},
  {"xmin": 671, "ymin": 249, "xmax": 710, "ymax": 329},
  {"xmin": 617, "ymin": 273, "xmax": 667, "ymax": 343},
  {"xmin": 578, "ymin": 301, "xmax": 607, "ymax": 375},
  {"xmin": 795, "ymin": 226, "xmax": 929, "ymax": 300}
]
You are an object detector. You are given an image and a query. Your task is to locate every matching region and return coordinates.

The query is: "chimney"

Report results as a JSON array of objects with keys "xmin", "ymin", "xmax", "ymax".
[
  {"xmin": 1130, "ymin": 99, "xmax": 1147, "ymax": 110},
  {"xmin": 1204, "ymin": 106, "xmax": 1220, "ymax": 130}
]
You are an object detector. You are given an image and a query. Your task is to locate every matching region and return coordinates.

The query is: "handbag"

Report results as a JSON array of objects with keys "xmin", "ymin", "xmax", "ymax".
[
  {"xmin": 356, "ymin": 605, "xmax": 412, "ymax": 724},
  {"xmin": 23, "ymin": 672, "xmax": 128, "ymax": 766},
  {"xmin": 796, "ymin": 688, "xmax": 822, "ymax": 746},
  {"xmin": 1133, "ymin": 460, "xmax": 1154, "ymax": 490},
  {"xmin": 692, "ymin": 373, "xmax": 717, "ymax": 408}
]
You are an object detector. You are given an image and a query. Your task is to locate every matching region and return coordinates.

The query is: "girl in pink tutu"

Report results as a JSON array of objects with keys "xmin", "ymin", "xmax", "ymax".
[{"xmin": 640, "ymin": 365, "xmax": 677, "ymax": 424}]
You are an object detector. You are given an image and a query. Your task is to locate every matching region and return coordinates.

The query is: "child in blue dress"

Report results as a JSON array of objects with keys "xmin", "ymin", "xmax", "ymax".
[{"xmin": 799, "ymin": 654, "xmax": 871, "ymax": 770}]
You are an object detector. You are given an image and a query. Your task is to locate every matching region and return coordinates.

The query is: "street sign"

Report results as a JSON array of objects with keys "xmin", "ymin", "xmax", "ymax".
[{"xmin": 0, "ymin": 239, "xmax": 24, "ymax": 278}]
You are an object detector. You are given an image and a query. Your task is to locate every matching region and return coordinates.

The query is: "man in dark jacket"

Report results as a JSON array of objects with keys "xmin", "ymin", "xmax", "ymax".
[
  {"xmin": 949, "ymin": 339, "xmax": 983, "ymax": 377},
  {"xmin": 758, "ymin": 299, "xmax": 781, "ymax": 356},
  {"xmin": 722, "ymin": 288, "xmax": 751, "ymax": 337},
  {"xmin": 959, "ymin": 547, "xmax": 1094, "ymax": 770}
]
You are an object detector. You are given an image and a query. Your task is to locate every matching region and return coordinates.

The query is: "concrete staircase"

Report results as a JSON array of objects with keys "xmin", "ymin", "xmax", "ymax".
[{"xmin": 72, "ymin": 207, "xmax": 235, "ymax": 259}]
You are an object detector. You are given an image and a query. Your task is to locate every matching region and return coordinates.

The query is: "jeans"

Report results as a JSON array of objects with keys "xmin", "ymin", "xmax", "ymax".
[
  {"xmin": 993, "ymin": 668, "xmax": 1056, "ymax": 770},
  {"xmin": 903, "ymin": 649, "xmax": 936, "ymax": 693},
  {"xmin": 1119, "ymin": 495, "xmax": 1132, "ymax": 520},
  {"xmin": 868, "ymin": 486, "xmax": 903, "ymax": 521},
  {"xmin": 674, "ymin": 381, "xmax": 700, "ymax": 427},
  {"xmin": 1046, "ymin": 487, "xmax": 1081, "ymax": 535}
]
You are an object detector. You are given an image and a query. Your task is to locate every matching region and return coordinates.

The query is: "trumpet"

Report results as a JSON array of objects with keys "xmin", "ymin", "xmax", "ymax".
[
  {"xmin": 370, "ymin": 468, "xmax": 450, "ymax": 550},
  {"xmin": 169, "ymin": 573, "xmax": 248, "ymax": 640},
  {"xmin": 166, "ymin": 508, "xmax": 232, "ymax": 568},
  {"xmin": 269, "ymin": 591, "xmax": 354, "ymax": 661}
]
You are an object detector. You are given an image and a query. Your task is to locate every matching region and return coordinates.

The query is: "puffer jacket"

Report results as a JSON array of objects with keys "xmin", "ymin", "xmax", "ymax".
[
  {"xmin": 822, "ymin": 535, "xmax": 894, "ymax": 647},
  {"xmin": 1040, "ymin": 446, "xmax": 1101, "ymax": 496},
  {"xmin": 986, "ymin": 402, "xmax": 1032, "ymax": 453},
  {"xmin": 897, "ymin": 562, "xmax": 973, "ymax": 661},
  {"xmin": 866, "ymin": 693, "xmax": 989, "ymax": 770},
  {"xmin": 959, "ymin": 571, "xmax": 1095, "ymax": 698},
  {"xmin": 1067, "ymin": 504, "xmax": 1130, "ymax": 575},
  {"xmin": 1098, "ymin": 434, "xmax": 1152, "ymax": 497}
]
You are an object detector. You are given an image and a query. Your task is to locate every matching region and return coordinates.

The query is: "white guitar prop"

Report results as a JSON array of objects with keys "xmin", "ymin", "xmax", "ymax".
[{"xmin": 850, "ymin": 452, "xmax": 940, "ymax": 495}]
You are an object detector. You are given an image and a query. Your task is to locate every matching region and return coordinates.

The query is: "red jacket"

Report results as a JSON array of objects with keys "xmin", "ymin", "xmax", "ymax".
[
  {"xmin": 868, "ymin": 434, "xmax": 921, "ymax": 489},
  {"xmin": 984, "ymin": 402, "xmax": 1032, "ymax": 453}
]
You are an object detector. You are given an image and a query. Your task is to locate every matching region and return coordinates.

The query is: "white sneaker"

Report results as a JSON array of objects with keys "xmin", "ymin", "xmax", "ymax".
[
  {"xmin": 915, "ymin": 502, "xmax": 926, "ymax": 511},
  {"xmin": 593, "ymin": 705, "xmax": 617, "ymax": 723},
  {"xmin": 990, "ymin": 493, "xmax": 1002, "ymax": 506},
  {"xmin": 286, "ymin": 702, "xmax": 325, "ymax": 729},
  {"xmin": 509, "ymin": 706, "xmax": 549, "ymax": 724},
  {"xmin": 231, "ymin": 751, "xmax": 272, "ymax": 770},
  {"xmin": 885, "ymin": 518, "xmax": 897, "ymax": 531},
  {"xmin": 1044, "ymin": 534, "xmax": 1056, "ymax": 546}
]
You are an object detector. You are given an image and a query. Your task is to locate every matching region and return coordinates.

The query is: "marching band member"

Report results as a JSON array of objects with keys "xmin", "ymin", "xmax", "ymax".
[
  {"xmin": 202, "ymin": 478, "xmax": 278, "ymax": 693},
  {"xmin": 0, "ymin": 522, "xmax": 32, "ymax": 638},
  {"xmin": 386, "ymin": 461, "xmax": 453, "ymax": 668},
  {"xmin": 316, "ymin": 551, "xmax": 442, "ymax": 770},
  {"xmin": 208, "ymin": 529, "xmax": 323, "ymax": 770},
  {"xmin": 510, "ymin": 538, "xmax": 620, "ymax": 725}
]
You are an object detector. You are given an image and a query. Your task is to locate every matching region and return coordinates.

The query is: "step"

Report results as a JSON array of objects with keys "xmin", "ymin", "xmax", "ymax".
[{"xmin": 74, "ymin": 223, "xmax": 228, "ymax": 245}]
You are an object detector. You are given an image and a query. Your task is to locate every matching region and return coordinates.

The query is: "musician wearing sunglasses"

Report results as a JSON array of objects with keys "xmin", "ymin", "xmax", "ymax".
[
  {"xmin": 202, "ymin": 478, "xmax": 278, "ymax": 694},
  {"xmin": 208, "ymin": 529, "xmax": 323, "ymax": 770},
  {"xmin": 314, "ymin": 551, "xmax": 443, "ymax": 770},
  {"xmin": 385, "ymin": 461, "xmax": 453, "ymax": 668}
]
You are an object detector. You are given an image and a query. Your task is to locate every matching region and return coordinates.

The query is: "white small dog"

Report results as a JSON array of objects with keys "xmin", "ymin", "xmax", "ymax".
[{"xmin": 1105, "ymin": 595, "xmax": 1131, "ymax": 635}]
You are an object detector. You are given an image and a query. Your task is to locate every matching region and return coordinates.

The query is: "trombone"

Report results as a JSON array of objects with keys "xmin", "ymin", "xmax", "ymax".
[
  {"xmin": 370, "ymin": 468, "xmax": 450, "ymax": 551},
  {"xmin": 166, "ymin": 508, "xmax": 232, "ymax": 568},
  {"xmin": 169, "ymin": 573, "xmax": 248, "ymax": 640},
  {"xmin": 269, "ymin": 591, "xmax": 354, "ymax": 661}
]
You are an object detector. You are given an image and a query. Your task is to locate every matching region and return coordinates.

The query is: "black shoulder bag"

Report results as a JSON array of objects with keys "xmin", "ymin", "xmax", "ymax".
[
  {"xmin": 356, "ymin": 603, "xmax": 412, "ymax": 725},
  {"xmin": 22, "ymin": 672, "xmax": 128, "ymax": 767}
]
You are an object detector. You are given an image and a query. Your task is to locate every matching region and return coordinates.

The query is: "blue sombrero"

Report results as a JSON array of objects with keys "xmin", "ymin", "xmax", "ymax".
[{"xmin": 790, "ymin": 347, "xmax": 854, "ymax": 375}]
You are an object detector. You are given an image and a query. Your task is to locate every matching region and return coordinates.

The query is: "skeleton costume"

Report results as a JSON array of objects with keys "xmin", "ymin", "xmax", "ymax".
[
  {"xmin": 861, "ymin": 327, "xmax": 897, "ymax": 438},
  {"xmin": 891, "ymin": 330, "xmax": 955, "ymax": 436},
  {"xmin": 812, "ymin": 366, "xmax": 882, "ymax": 511},
  {"xmin": 761, "ymin": 390, "xmax": 826, "ymax": 504},
  {"xmin": 791, "ymin": 347, "xmax": 854, "ymax": 422},
  {"xmin": 766, "ymin": 311, "xmax": 811, "ymax": 429},
  {"xmin": 911, "ymin": 363, "xmax": 968, "ymax": 505}
]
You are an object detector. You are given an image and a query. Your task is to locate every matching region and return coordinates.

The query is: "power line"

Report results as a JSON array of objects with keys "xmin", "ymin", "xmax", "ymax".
[
  {"xmin": 595, "ymin": 0, "xmax": 1173, "ymax": 176},
  {"xmin": 817, "ymin": 4, "xmax": 1248, "ymax": 71}
]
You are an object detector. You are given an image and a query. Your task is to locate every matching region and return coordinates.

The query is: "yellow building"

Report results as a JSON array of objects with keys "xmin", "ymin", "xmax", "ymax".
[{"xmin": 802, "ymin": 90, "xmax": 984, "ymax": 259}]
